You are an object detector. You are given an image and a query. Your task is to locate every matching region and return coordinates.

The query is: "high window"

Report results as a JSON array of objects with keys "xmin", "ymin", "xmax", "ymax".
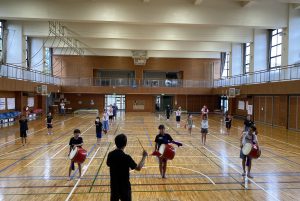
[
  {"xmin": 222, "ymin": 53, "xmax": 230, "ymax": 78},
  {"xmin": 244, "ymin": 43, "xmax": 251, "ymax": 73},
  {"xmin": 0, "ymin": 21, "xmax": 3, "ymax": 64},
  {"xmin": 44, "ymin": 47, "xmax": 52, "ymax": 74},
  {"xmin": 270, "ymin": 29, "xmax": 282, "ymax": 68}
]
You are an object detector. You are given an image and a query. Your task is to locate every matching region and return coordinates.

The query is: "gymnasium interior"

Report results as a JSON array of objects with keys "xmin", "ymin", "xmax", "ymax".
[{"xmin": 0, "ymin": 0, "xmax": 300, "ymax": 200}]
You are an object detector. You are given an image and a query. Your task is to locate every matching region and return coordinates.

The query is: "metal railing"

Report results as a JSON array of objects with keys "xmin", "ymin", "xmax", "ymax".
[
  {"xmin": 2, "ymin": 63, "xmax": 300, "ymax": 88},
  {"xmin": 0, "ymin": 64, "xmax": 61, "ymax": 85},
  {"xmin": 214, "ymin": 63, "xmax": 300, "ymax": 87},
  {"xmin": 61, "ymin": 77, "xmax": 212, "ymax": 88}
]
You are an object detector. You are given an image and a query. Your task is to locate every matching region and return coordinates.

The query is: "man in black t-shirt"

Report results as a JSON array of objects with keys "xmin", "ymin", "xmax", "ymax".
[
  {"xmin": 154, "ymin": 124, "xmax": 182, "ymax": 178},
  {"xmin": 107, "ymin": 134, "xmax": 147, "ymax": 201},
  {"xmin": 68, "ymin": 129, "xmax": 83, "ymax": 180}
]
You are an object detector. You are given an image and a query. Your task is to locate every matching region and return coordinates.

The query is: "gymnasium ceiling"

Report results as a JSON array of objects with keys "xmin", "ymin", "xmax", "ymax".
[{"xmin": 0, "ymin": 0, "xmax": 299, "ymax": 58}]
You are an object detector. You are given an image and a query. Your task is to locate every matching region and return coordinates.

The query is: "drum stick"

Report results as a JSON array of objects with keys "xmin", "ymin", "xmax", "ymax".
[{"xmin": 136, "ymin": 137, "xmax": 145, "ymax": 151}]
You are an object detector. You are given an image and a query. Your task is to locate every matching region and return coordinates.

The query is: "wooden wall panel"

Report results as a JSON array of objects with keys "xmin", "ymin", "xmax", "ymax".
[
  {"xmin": 53, "ymin": 55, "xmax": 220, "ymax": 81},
  {"xmin": 277, "ymin": 96, "xmax": 288, "ymax": 127},
  {"xmin": 175, "ymin": 95, "xmax": 187, "ymax": 111},
  {"xmin": 296, "ymin": 96, "xmax": 300, "ymax": 130},
  {"xmin": 273, "ymin": 96, "xmax": 280, "ymax": 126},
  {"xmin": 63, "ymin": 94, "xmax": 104, "ymax": 113},
  {"xmin": 186, "ymin": 95, "xmax": 219, "ymax": 113},
  {"xmin": 259, "ymin": 97, "xmax": 265, "ymax": 122},
  {"xmin": 265, "ymin": 96, "xmax": 273, "ymax": 124},
  {"xmin": 0, "ymin": 78, "xmax": 60, "ymax": 93},
  {"xmin": 213, "ymin": 80, "xmax": 300, "ymax": 95},
  {"xmin": 61, "ymin": 85, "xmax": 213, "ymax": 95},
  {"xmin": 288, "ymin": 96, "xmax": 297, "ymax": 130},
  {"xmin": 253, "ymin": 96, "xmax": 260, "ymax": 122},
  {"xmin": 125, "ymin": 95, "xmax": 155, "ymax": 112},
  {"xmin": 253, "ymin": 95, "xmax": 288, "ymax": 127}
]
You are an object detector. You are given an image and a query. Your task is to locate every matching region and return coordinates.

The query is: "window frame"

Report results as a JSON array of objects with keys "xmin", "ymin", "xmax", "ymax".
[
  {"xmin": 269, "ymin": 29, "xmax": 282, "ymax": 69},
  {"xmin": 0, "ymin": 21, "xmax": 3, "ymax": 64},
  {"xmin": 243, "ymin": 42, "xmax": 251, "ymax": 74},
  {"xmin": 222, "ymin": 53, "xmax": 230, "ymax": 78}
]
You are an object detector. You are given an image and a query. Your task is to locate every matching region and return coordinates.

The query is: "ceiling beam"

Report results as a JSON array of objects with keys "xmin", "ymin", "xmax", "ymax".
[
  {"xmin": 0, "ymin": 0, "xmax": 288, "ymax": 28},
  {"xmin": 194, "ymin": 0, "xmax": 203, "ymax": 6},
  {"xmin": 239, "ymin": 0, "xmax": 254, "ymax": 8},
  {"xmin": 293, "ymin": 3, "xmax": 300, "ymax": 9}
]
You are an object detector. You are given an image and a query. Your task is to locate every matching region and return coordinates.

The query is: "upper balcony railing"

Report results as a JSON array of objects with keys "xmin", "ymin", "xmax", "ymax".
[
  {"xmin": 2, "ymin": 62, "xmax": 300, "ymax": 88},
  {"xmin": 62, "ymin": 77, "xmax": 213, "ymax": 88},
  {"xmin": 214, "ymin": 63, "xmax": 300, "ymax": 87},
  {"xmin": 0, "ymin": 64, "xmax": 61, "ymax": 85}
]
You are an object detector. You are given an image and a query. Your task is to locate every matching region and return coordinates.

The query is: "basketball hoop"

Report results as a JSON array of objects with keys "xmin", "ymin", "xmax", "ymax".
[
  {"xmin": 132, "ymin": 50, "xmax": 148, "ymax": 66},
  {"xmin": 228, "ymin": 88, "xmax": 236, "ymax": 98}
]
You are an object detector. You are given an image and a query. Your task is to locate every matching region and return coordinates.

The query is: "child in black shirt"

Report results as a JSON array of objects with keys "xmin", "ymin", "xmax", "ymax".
[
  {"xmin": 19, "ymin": 115, "xmax": 28, "ymax": 145},
  {"xmin": 95, "ymin": 117, "xmax": 103, "ymax": 145},
  {"xmin": 68, "ymin": 129, "xmax": 83, "ymax": 180},
  {"xmin": 45, "ymin": 112, "xmax": 53, "ymax": 135}
]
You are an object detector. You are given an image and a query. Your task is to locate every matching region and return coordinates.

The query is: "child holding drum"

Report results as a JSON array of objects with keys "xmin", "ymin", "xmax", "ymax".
[
  {"xmin": 68, "ymin": 129, "xmax": 84, "ymax": 180},
  {"xmin": 240, "ymin": 125, "xmax": 259, "ymax": 178},
  {"xmin": 154, "ymin": 124, "xmax": 182, "ymax": 178}
]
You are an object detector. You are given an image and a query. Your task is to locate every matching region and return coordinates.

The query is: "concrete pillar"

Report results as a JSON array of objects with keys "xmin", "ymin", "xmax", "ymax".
[
  {"xmin": 6, "ymin": 21, "xmax": 26, "ymax": 66},
  {"xmin": 253, "ymin": 29, "xmax": 269, "ymax": 72},
  {"xmin": 231, "ymin": 43, "xmax": 243, "ymax": 76}
]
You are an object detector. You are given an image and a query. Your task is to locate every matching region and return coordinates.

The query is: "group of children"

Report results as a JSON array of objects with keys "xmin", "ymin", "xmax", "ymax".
[
  {"xmin": 95, "ymin": 104, "xmax": 118, "ymax": 144},
  {"xmin": 172, "ymin": 105, "xmax": 210, "ymax": 145},
  {"xmin": 18, "ymin": 111, "xmax": 53, "ymax": 145},
  {"xmin": 18, "ymin": 103, "xmax": 259, "ymax": 180}
]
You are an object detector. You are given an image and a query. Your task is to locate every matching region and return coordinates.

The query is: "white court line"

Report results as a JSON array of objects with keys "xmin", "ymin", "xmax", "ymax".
[
  {"xmin": 209, "ymin": 117, "xmax": 300, "ymax": 150},
  {"xmin": 201, "ymin": 145, "xmax": 280, "ymax": 201},
  {"xmin": 50, "ymin": 124, "xmax": 94, "ymax": 159},
  {"xmin": 136, "ymin": 165, "xmax": 215, "ymax": 185},
  {"xmin": 0, "ymin": 144, "xmax": 60, "ymax": 159},
  {"xmin": 0, "ymin": 115, "xmax": 77, "ymax": 148},
  {"xmin": 65, "ymin": 146, "xmax": 101, "ymax": 201},
  {"xmin": 24, "ymin": 144, "xmax": 61, "ymax": 167}
]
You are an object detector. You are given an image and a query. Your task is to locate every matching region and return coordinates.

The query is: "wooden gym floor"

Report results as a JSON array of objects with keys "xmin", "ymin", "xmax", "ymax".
[{"xmin": 0, "ymin": 112, "xmax": 300, "ymax": 201}]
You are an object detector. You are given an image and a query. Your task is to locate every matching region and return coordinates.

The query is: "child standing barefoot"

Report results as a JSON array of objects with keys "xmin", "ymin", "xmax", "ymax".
[
  {"xmin": 95, "ymin": 117, "xmax": 103, "ymax": 145},
  {"xmin": 186, "ymin": 114, "xmax": 193, "ymax": 135},
  {"xmin": 225, "ymin": 114, "xmax": 232, "ymax": 133},
  {"xmin": 201, "ymin": 115, "xmax": 209, "ymax": 145},
  {"xmin": 45, "ymin": 112, "xmax": 53, "ymax": 135},
  {"xmin": 19, "ymin": 115, "xmax": 28, "ymax": 145},
  {"xmin": 175, "ymin": 107, "xmax": 181, "ymax": 128}
]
